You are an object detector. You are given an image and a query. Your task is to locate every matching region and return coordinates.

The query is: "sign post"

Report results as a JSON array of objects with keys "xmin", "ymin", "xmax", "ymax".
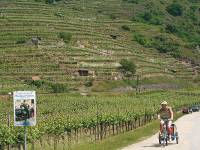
[
  {"xmin": 24, "ymin": 126, "xmax": 27, "ymax": 150},
  {"xmin": 13, "ymin": 91, "xmax": 36, "ymax": 150}
]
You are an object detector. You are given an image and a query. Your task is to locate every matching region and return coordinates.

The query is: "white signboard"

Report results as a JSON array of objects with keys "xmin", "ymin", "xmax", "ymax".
[{"xmin": 14, "ymin": 91, "xmax": 36, "ymax": 126}]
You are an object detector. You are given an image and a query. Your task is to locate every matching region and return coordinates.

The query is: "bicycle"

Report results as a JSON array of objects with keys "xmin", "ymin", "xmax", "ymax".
[{"xmin": 158, "ymin": 119, "xmax": 179, "ymax": 147}]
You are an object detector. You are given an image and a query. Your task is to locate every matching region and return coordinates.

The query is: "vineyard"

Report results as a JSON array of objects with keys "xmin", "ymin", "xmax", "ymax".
[
  {"xmin": 0, "ymin": 0, "xmax": 200, "ymax": 94},
  {"xmin": 0, "ymin": 89, "xmax": 200, "ymax": 149}
]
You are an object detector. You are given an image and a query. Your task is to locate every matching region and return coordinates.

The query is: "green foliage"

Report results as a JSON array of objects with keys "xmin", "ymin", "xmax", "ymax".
[
  {"xmin": 45, "ymin": 0, "xmax": 62, "ymax": 4},
  {"xmin": 45, "ymin": 0, "xmax": 54, "ymax": 4},
  {"xmin": 54, "ymin": 10, "xmax": 64, "ymax": 17},
  {"xmin": 26, "ymin": 80, "xmax": 45, "ymax": 88},
  {"xmin": 188, "ymin": 0, "xmax": 199, "ymax": 3},
  {"xmin": 0, "ymin": 126, "xmax": 17, "ymax": 146},
  {"xmin": 119, "ymin": 59, "xmax": 136, "ymax": 76},
  {"xmin": 49, "ymin": 83, "xmax": 68, "ymax": 93},
  {"xmin": 151, "ymin": 35, "xmax": 180, "ymax": 56},
  {"xmin": 109, "ymin": 14, "xmax": 117, "ymax": 20},
  {"xmin": 84, "ymin": 80, "xmax": 93, "ymax": 87},
  {"xmin": 121, "ymin": 25, "xmax": 130, "ymax": 31},
  {"xmin": 149, "ymin": 17, "xmax": 163, "ymax": 25},
  {"xmin": 135, "ymin": 5, "xmax": 164, "ymax": 25},
  {"xmin": 170, "ymin": 49, "xmax": 181, "ymax": 58},
  {"xmin": 165, "ymin": 24, "xmax": 178, "ymax": 33},
  {"xmin": 122, "ymin": 0, "xmax": 139, "ymax": 4},
  {"xmin": 16, "ymin": 38, "xmax": 27, "ymax": 44},
  {"xmin": 26, "ymin": 80, "xmax": 68, "ymax": 93},
  {"xmin": 166, "ymin": 3, "xmax": 183, "ymax": 16},
  {"xmin": 124, "ymin": 79, "xmax": 137, "ymax": 88},
  {"xmin": 142, "ymin": 12, "xmax": 152, "ymax": 21},
  {"xmin": 133, "ymin": 34, "xmax": 148, "ymax": 45},
  {"xmin": 190, "ymin": 5, "xmax": 198, "ymax": 12},
  {"xmin": 34, "ymin": 0, "xmax": 43, "ymax": 2},
  {"xmin": 58, "ymin": 32, "xmax": 72, "ymax": 44}
]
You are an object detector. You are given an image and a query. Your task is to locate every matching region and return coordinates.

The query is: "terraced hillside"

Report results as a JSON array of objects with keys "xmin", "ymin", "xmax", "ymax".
[{"xmin": 0, "ymin": 0, "xmax": 200, "ymax": 94}]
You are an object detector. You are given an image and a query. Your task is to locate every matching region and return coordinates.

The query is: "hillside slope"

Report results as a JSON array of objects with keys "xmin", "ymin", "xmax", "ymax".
[{"xmin": 0, "ymin": 0, "xmax": 200, "ymax": 93}]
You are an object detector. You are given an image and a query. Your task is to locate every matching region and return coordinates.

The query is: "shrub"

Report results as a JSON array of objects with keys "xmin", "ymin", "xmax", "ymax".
[
  {"xmin": 134, "ymin": 34, "xmax": 147, "ymax": 45},
  {"xmin": 142, "ymin": 12, "xmax": 152, "ymax": 21},
  {"xmin": 16, "ymin": 38, "xmax": 26, "ymax": 44},
  {"xmin": 26, "ymin": 80, "xmax": 45, "ymax": 88},
  {"xmin": 84, "ymin": 80, "xmax": 93, "ymax": 87},
  {"xmin": 165, "ymin": 24, "xmax": 178, "ymax": 33},
  {"xmin": 121, "ymin": 25, "xmax": 130, "ymax": 31},
  {"xmin": 155, "ymin": 43, "xmax": 179, "ymax": 53},
  {"xmin": 58, "ymin": 32, "xmax": 72, "ymax": 43},
  {"xmin": 119, "ymin": 59, "xmax": 136, "ymax": 76},
  {"xmin": 190, "ymin": 5, "xmax": 198, "ymax": 12},
  {"xmin": 152, "ymin": 35, "xmax": 180, "ymax": 54},
  {"xmin": 32, "ymin": 80, "xmax": 45, "ymax": 88},
  {"xmin": 170, "ymin": 49, "xmax": 181, "ymax": 58},
  {"xmin": 166, "ymin": 3, "xmax": 183, "ymax": 16}
]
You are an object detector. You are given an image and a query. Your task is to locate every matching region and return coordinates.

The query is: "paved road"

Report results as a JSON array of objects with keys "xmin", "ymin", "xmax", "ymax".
[{"xmin": 122, "ymin": 112, "xmax": 200, "ymax": 150}]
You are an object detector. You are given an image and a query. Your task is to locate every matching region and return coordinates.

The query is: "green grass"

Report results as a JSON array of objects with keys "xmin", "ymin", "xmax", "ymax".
[
  {"xmin": 91, "ymin": 80, "xmax": 131, "ymax": 92},
  {"xmin": 72, "ymin": 121, "xmax": 160, "ymax": 150}
]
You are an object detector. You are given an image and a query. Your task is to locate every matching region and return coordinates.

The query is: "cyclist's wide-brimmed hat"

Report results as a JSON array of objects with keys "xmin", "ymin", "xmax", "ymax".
[{"xmin": 161, "ymin": 101, "xmax": 168, "ymax": 105}]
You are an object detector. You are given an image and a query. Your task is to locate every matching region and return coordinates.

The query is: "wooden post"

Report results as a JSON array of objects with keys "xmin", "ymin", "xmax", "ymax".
[
  {"xmin": 112, "ymin": 124, "xmax": 115, "ymax": 135},
  {"xmin": 7, "ymin": 113, "xmax": 11, "ymax": 127},
  {"xmin": 139, "ymin": 117, "xmax": 141, "ymax": 127},
  {"xmin": 24, "ymin": 127, "xmax": 27, "ymax": 150},
  {"xmin": 100, "ymin": 122, "xmax": 103, "ymax": 140}
]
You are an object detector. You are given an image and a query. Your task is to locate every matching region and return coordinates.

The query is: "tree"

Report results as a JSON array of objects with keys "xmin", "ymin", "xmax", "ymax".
[
  {"xmin": 142, "ymin": 12, "xmax": 152, "ymax": 21},
  {"xmin": 166, "ymin": 3, "xmax": 183, "ymax": 16},
  {"xmin": 119, "ymin": 59, "xmax": 136, "ymax": 76}
]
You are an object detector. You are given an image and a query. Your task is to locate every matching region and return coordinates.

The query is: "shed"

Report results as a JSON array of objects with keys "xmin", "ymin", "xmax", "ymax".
[{"xmin": 78, "ymin": 69, "xmax": 89, "ymax": 76}]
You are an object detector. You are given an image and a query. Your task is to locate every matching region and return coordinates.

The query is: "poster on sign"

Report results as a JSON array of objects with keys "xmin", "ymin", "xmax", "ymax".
[{"xmin": 14, "ymin": 91, "xmax": 36, "ymax": 126}]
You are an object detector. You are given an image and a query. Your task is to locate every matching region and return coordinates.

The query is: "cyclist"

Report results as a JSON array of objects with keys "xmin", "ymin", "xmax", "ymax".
[{"xmin": 158, "ymin": 101, "xmax": 174, "ymax": 141}]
